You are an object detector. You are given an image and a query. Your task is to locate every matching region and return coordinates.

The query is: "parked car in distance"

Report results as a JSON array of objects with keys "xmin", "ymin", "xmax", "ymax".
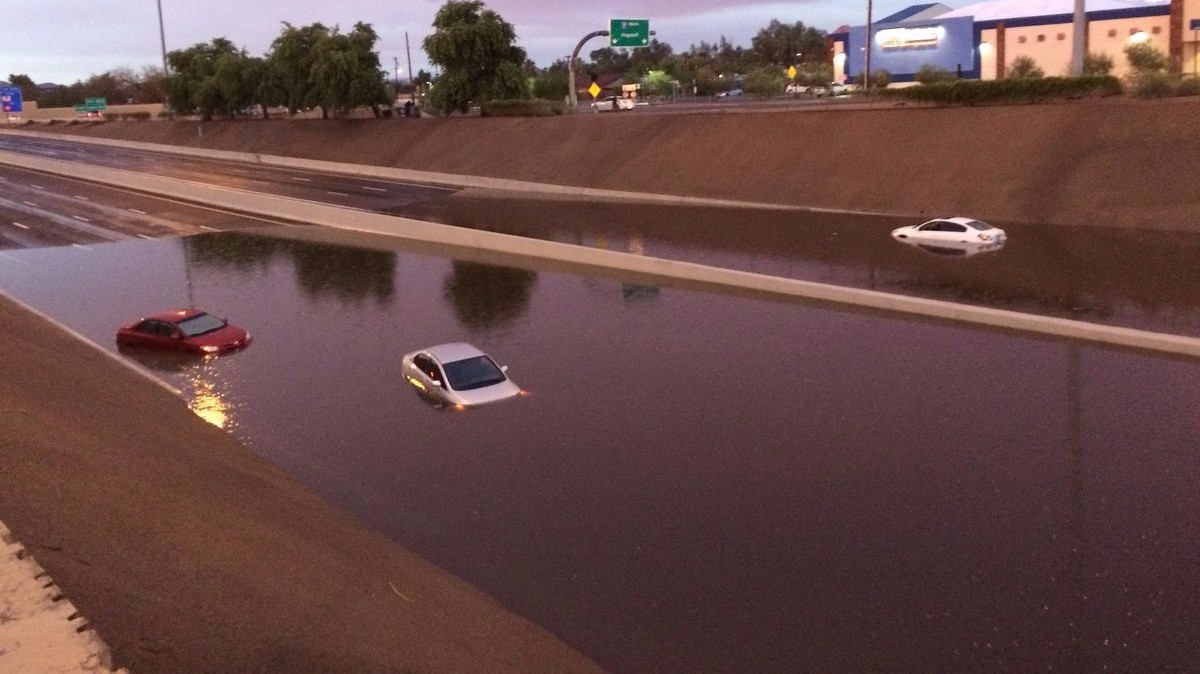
[
  {"xmin": 814, "ymin": 82, "xmax": 853, "ymax": 97},
  {"xmin": 891, "ymin": 217, "xmax": 1007, "ymax": 248},
  {"xmin": 592, "ymin": 95, "xmax": 634, "ymax": 112},
  {"xmin": 716, "ymin": 87, "xmax": 744, "ymax": 98},
  {"xmin": 116, "ymin": 309, "xmax": 251, "ymax": 356},
  {"xmin": 402, "ymin": 342, "xmax": 522, "ymax": 408}
]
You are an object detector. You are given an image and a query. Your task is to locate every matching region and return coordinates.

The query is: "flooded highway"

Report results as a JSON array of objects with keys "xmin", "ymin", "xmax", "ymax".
[
  {"xmin": 399, "ymin": 193, "xmax": 1200, "ymax": 338},
  {"xmin": 2, "ymin": 228, "xmax": 1198, "ymax": 672}
]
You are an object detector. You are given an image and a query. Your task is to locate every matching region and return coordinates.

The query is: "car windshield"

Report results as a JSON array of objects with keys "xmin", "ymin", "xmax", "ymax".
[
  {"xmin": 176, "ymin": 313, "xmax": 226, "ymax": 337},
  {"xmin": 442, "ymin": 356, "xmax": 506, "ymax": 391}
]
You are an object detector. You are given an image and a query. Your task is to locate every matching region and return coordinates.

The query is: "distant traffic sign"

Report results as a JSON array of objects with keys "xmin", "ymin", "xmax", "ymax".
[
  {"xmin": 74, "ymin": 97, "xmax": 108, "ymax": 113},
  {"xmin": 610, "ymin": 19, "xmax": 650, "ymax": 48},
  {"xmin": 588, "ymin": 82, "xmax": 601, "ymax": 99},
  {"xmin": 0, "ymin": 86, "xmax": 22, "ymax": 114}
]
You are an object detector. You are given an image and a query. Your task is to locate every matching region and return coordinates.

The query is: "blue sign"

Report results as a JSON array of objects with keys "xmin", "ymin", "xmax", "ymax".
[{"xmin": 0, "ymin": 86, "xmax": 22, "ymax": 114}]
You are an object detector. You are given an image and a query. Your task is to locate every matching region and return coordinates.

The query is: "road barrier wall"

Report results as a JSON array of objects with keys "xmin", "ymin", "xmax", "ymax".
[{"xmin": 2, "ymin": 147, "xmax": 1199, "ymax": 358}]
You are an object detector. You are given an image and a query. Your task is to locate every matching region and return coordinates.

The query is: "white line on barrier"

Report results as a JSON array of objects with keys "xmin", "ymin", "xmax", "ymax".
[
  {"xmin": 198, "ymin": 225, "xmax": 217, "ymax": 231},
  {"xmin": 22, "ymin": 200, "xmax": 36, "ymax": 207},
  {"xmin": 72, "ymin": 215, "xmax": 90, "ymax": 222},
  {"xmin": 137, "ymin": 234, "xmax": 153, "ymax": 239},
  {"xmin": 12, "ymin": 222, "xmax": 29, "ymax": 229}
]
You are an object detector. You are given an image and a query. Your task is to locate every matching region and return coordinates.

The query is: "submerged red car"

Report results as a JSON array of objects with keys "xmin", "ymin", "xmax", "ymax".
[{"xmin": 116, "ymin": 309, "xmax": 251, "ymax": 356}]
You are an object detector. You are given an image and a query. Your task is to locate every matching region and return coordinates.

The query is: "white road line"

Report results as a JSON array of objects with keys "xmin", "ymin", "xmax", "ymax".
[
  {"xmin": 326, "ymin": 191, "xmax": 349, "ymax": 197},
  {"xmin": 72, "ymin": 244, "xmax": 88, "ymax": 250},
  {"xmin": 73, "ymin": 215, "xmax": 91, "ymax": 223},
  {"xmin": 137, "ymin": 234, "xmax": 154, "ymax": 239},
  {"xmin": 31, "ymin": 184, "xmax": 45, "ymax": 190},
  {"xmin": 22, "ymin": 201, "xmax": 37, "ymax": 207},
  {"xmin": 198, "ymin": 225, "xmax": 217, "ymax": 231},
  {"xmin": 75, "ymin": 195, "xmax": 90, "ymax": 201},
  {"xmin": 12, "ymin": 222, "xmax": 30, "ymax": 229},
  {"xmin": 291, "ymin": 177, "xmax": 312, "ymax": 182},
  {"xmin": 128, "ymin": 208, "xmax": 147, "ymax": 215},
  {"xmin": 363, "ymin": 186, "xmax": 387, "ymax": 192}
]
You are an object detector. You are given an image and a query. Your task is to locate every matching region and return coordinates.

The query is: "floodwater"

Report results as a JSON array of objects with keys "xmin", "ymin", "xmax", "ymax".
[
  {"xmin": 2, "ymin": 229, "xmax": 1199, "ymax": 672},
  {"xmin": 398, "ymin": 194, "xmax": 1200, "ymax": 338}
]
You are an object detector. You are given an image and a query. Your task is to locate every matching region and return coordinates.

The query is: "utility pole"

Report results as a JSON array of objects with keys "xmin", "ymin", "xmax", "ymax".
[
  {"xmin": 157, "ymin": 0, "xmax": 168, "ymax": 74},
  {"xmin": 1070, "ymin": 0, "xmax": 1086, "ymax": 75},
  {"xmin": 394, "ymin": 56, "xmax": 400, "ymax": 91},
  {"xmin": 864, "ymin": 0, "xmax": 873, "ymax": 93},
  {"xmin": 406, "ymin": 32, "xmax": 414, "ymax": 86}
]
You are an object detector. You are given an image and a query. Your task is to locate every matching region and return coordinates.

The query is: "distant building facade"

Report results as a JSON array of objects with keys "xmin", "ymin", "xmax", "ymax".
[{"xmin": 830, "ymin": 0, "xmax": 1198, "ymax": 82}]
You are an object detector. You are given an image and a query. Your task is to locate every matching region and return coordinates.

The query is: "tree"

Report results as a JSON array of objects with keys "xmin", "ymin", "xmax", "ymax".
[
  {"xmin": 1124, "ymin": 42, "xmax": 1168, "ymax": 74},
  {"xmin": 268, "ymin": 23, "xmax": 328, "ymax": 114},
  {"xmin": 750, "ymin": 20, "xmax": 827, "ymax": 66},
  {"xmin": 311, "ymin": 23, "xmax": 391, "ymax": 117},
  {"xmin": 742, "ymin": 65, "xmax": 786, "ymax": 95},
  {"xmin": 166, "ymin": 38, "xmax": 257, "ymax": 119},
  {"xmin": 531, "ymin": 59, "xmax": 570, "ymax": 100},
  {"xmin": 423, "ymin": 0, "xmax": 529, "ymax": 114},
  {"xmin": 1083, "ymin": 52, "xmax": 1114, "ymax": 76},
  {"xmin": 914, "ymin": 64, "xmax": 956, "ymax": 84},
  {"xmin": 7, "ymin": 74, "xmax": 38, "ymax": 103}
]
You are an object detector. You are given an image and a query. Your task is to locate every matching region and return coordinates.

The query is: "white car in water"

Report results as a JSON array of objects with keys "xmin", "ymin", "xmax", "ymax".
[
  {"xmin": 591, "ymin": 95, "xmax": 634, "ymax": 112},
  {"xmin": 891, "ymin": 217, "xmax": 1006, "ymax": 247},
  {"xmin": 401, "ymin": 342, "xmax": 522, "ymax": 408}
]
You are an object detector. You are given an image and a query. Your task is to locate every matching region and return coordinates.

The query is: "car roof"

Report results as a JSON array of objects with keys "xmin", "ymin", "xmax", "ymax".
[
  {"xmin": 140, "ymin": 308, "xmax": 208, "ymax": 323},
  {"xmin": 423, "ymin": 342, "xmax": 487, "ymax": 363},
  {"xmin": 929, "ymin": 216, "xmax": 987, "ymax": 227}
]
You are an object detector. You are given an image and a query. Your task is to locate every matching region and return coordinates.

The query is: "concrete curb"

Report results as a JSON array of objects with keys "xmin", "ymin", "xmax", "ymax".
[
  {"xmin": 1, "ymin": 148, "xmax": 1199, "ymax": 358},
  {"xmin": 0, "ymin": 521, "xmax": 125, "ymax": 673}
]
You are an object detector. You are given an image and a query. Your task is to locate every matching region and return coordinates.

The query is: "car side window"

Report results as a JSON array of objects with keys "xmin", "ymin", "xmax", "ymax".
[
  {"xmin": 156, "ymin": 322, "xmax": 178, "ymax": 338},
  {"xmin": 945, "ymin": 223, "xmax": 967, "ymax": 233},
  {"xmin": 134, "ymin": 320, "xmax": 156, "ymax": 335},
  {"xmin": 413, "ymin": 355, "xmax": 441, "ymax": 382},
  {"xmin": 920, "ymin": 222, "xmax": 940, "ymax": 231}
]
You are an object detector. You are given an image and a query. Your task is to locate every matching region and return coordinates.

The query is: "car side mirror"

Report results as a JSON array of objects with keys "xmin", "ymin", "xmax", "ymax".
[
  {"xmin": 431, "ymin": 379, "xmax": 443, "ymax": 388},
  {"xmin": 500, "ymin": 365, "xmax": 509, "ymax": 373}
]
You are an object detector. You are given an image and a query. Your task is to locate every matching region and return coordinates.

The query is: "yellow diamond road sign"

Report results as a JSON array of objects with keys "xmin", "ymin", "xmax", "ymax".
[
  {"xmin": 588, "ymin": 82, "xmax": 601, "ymax": 99},
  {"xmin": 787, "ymin": 65, "xmax": 797, "ymax": 79}
]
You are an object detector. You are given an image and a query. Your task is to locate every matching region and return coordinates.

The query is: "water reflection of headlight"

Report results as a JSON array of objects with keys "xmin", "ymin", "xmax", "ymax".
[{"xmin": 188, "ymin": 374, "xmax": 231, "ymax": 429}]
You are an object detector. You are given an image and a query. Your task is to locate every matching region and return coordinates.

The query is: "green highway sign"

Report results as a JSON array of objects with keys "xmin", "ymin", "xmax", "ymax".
[
  {"xmin": 610, "ymin": 19, "xmax": 650, "ymax": 48},
  {"xmin": 74, "ymin": 97, "xmax": 108, "ymax": 112}
]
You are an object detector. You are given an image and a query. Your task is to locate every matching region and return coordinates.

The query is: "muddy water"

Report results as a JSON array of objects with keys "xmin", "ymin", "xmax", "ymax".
[
  {"xmin": 2, "ymin": 230, "xmax": 1198, "ymax": 672},
  {"xmin": 398, "ymin": 194, "xmax": 1200, "ymax": 338}
]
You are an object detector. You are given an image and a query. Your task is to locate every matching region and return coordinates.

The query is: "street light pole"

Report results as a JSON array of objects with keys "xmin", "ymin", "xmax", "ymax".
[
  {"xmin": 864, "ymin": 0, "xmax": 873, "ymax": 93},
  {"xmin": 157, "ymin": 0, "xmax": 168, "ymax": 74}
]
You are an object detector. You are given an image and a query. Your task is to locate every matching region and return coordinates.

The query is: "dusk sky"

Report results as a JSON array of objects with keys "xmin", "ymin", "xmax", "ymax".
[{"xmin": 1, "ymin": 0, "xmax": 909, "ymax": 85}]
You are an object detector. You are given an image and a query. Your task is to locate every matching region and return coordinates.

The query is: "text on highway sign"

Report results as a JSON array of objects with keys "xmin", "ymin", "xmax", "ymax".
[{"xmin": 610, "ymin": 19, "xmax": 650, "ymax": 48}]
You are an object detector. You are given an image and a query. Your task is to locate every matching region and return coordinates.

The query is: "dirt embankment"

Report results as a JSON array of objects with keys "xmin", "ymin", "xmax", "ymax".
[{"xmin": 29, "ymin": 97, "xmax": 1200, "ymax": 231}]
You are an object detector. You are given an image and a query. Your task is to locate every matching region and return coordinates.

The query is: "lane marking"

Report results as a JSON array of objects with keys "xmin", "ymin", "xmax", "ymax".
[
  {"xmin": 72, "ymin": 215, "xmax": 91, "ymax": 222},
  {"xmin": 128, "ymin": 208, "xmax": 147, "ymax": 215},
  {"xmin": 75, "ymin": 195, "xmax": 90, "ymax": 201},
  {"xmin": 72, "ymin": 243, "xmax": 88, "ymax": 250},
  {"xmin": 22, "ymin": 201, "xmax": 37, "ymax": 207},
  {"xmin": 291, "ymin": 177, "xmax": 312, "ymax": 182},
  {"xmin": 12, "ymin": 222, "xmax": 30, "ymax": 229},
  {"xmin": 363, "ymin": 186, "xmax": 387, "ymax": 192},
  {"xmin": 198, "ymin": 225, "xmax": 217, "ymax": 231},
  {"xmin": 137, "ymin": 234, "xmax": 154, "ymax": 239},
  {"xmin": 31, "ymin": 184, "xmax": 45, "ymax": 189},
  {"xmin": 326, "ymin": 191, "xmax": 349, "ymax": 197}
]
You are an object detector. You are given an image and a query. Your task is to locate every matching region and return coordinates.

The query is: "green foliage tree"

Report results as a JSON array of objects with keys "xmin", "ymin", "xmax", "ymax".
[
  {"xmin": 423, "ymin": 0, "xmax": 529, "ymax": 114},
  {"xmin": 1124, "ymin": 42, "xmax": 1168, "ymax": 74},
  {"xmin": 743, "ymin": 65, "xmax": 786, "ymax": 95},
  {"xmin": 638, "ymin": 69, "xmax": 675, "ymax": 98},
  {"xmin": 311, "ymin": 23, "xmax": 391, "ymax": 117},
  {"xmin": 750, "ymin": 20, "xmax": 827, "ymax": 66},
  {"xmin": 166, "ymin": 38, "xmax": 256, "ymax": 119},
  {"xmin": 7, "ymin": 73, "xmax": 38, "ymax": 102},
  {"xmin": 268, "ymin": 23, "xmax": 330, "ymax": 115},
  {"xmin": 1083, "ymin": 52, "xmax": 1114, "ymax": 75},
  {"xmin": 531, "ymin": 59, "xmax": 570, "ymax": 100},
  {"xmin": 1007, "ymin": 55, "xmax": 1045, "ymax": 79}
]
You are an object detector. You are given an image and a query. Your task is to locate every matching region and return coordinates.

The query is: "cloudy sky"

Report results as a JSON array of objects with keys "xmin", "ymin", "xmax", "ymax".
[{"xmin": 1, "ymin": 0, "xmax": 909, "ymax": 85}]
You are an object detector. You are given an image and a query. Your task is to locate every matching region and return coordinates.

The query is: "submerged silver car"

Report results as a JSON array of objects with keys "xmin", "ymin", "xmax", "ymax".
[{"xmin": 401, "ymin": 342, "xmax": 521, "ymax": 408}]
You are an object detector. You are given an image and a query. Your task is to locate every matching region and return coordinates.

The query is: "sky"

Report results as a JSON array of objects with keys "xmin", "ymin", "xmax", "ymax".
[{"xmin": 0, "ymin": 0, "xmax": 911, "ymax": 85}]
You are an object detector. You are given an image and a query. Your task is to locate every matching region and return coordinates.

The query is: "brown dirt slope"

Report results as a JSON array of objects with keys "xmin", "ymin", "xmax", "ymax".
[
  {"xmin": 31, "ymin": 98, "xmax": 1200, "ymax": 231},
  {"xmin": 0, "ymin": 294, "xmax": 603, "ymax": 673}
]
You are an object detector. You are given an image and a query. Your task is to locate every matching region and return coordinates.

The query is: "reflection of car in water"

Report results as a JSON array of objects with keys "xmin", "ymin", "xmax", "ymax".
[
  {"xmin": 401, "ymin": 342, "xmax": 522, "ymax": 409},
  {"xmin": 591, "ymin": 95, "xmax": 634, "ymax": 112},
  {"xmin": 898, "ymin": 240, "xmax": 1006, "ymax": 258},
  {"xmin": 116, "ymin": 309, "xmax": 251, "ymax": 356}
]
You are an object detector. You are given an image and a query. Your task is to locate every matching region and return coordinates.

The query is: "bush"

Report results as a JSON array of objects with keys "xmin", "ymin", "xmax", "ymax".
[
  {"xmin": 1008, "ymin": 56, "xmax": 1045, "ymax": 79},
  {"xmin": 853, "ymin": 69, "xmax": 891, "ymax": 90},
  {"xmin": 915, "ymin": 65, "xmax": 957, "ymax": 85},
  {"xmin": 879, "ymin": 75, "xmax": 1122, "ymax": 105},
  {"xmin": 1124, "ymin": 43, "xmax": 1168, "ymax": 74},
  {"xmin": 1133, "ymin": 71, "xmax": 1175, "ymax": 97},
  {"xmin": 125, "ymin": 111, "xmax": 152, "ymax": 121},
  {"xmin": 479, "ymin": 98, "xmax": 566, "ymax": 117},
  {"xmin": 1178, "ymin": 76, "xmax": 1200, "ymax": 97},
  {"xmin": 1083, "ymin": 52, "xmax": 1114, "ymax": 75},
  {"xmin": 102, "ymin": 112, "xmax": 119, "ymax": 121}
]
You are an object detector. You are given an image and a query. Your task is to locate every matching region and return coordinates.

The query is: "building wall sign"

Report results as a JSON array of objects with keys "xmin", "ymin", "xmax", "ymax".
[{"xmin": 877, "ymin": 26, "xmax": 942, "ymax": 49}]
